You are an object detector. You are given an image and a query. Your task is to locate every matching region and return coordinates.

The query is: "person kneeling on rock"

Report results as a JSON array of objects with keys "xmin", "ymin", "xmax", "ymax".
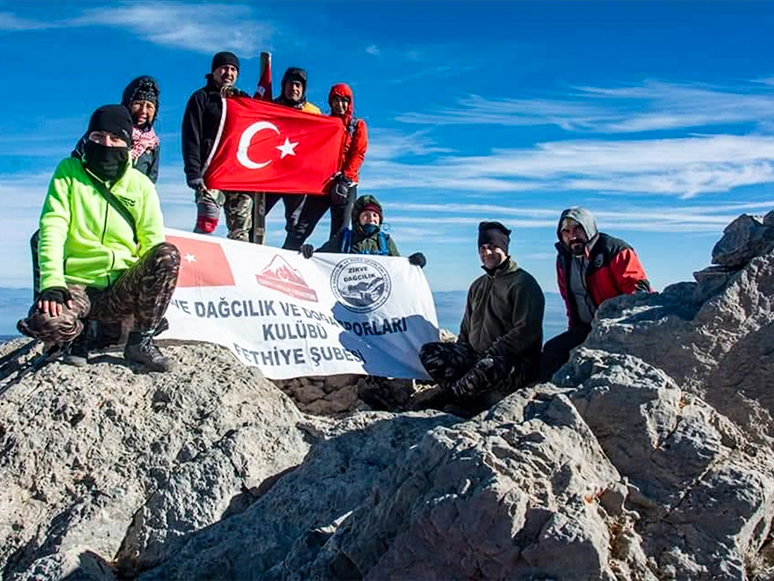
[
  {"xmin": 17, "ymin": 105, "xmax": 180, "ymax": 372},
  {"xmin": 299, "ymin": 195, "xmax": 426, "ymax": 266},
  {"xmin": 413, "ymin": 221, "xmax": 544, "ymax": 418}
]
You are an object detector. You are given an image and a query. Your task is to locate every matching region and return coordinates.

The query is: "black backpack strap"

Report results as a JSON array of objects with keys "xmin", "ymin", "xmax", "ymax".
[
  {"xmin": 347, "ymin": 116, "xmax": 360, "ymax": 136},
  {"xmin": 84, "ymin": 170, "xmax": 138, "ymax": 245}
]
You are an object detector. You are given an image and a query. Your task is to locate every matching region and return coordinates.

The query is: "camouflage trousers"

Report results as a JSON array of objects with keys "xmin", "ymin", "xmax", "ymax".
[
  {"xmin": 417, "ymin": 341, "xmax": 518, "ymax": 417},
  {"xmin": 195, "ymin": 189, "xmax": 255, "ymax": 242},
  {"xmin": 18, "ymin": 242, "xmax": 180, "ymax": 345}
]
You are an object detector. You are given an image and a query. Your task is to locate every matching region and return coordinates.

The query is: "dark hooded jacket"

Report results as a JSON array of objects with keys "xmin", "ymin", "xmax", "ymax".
[
  {"xmin": 317, "ymin": 195, "xmax": 398, "ymax": 256},
  {"xmin": 555, "ymin": 207, "xmax": 651, "ymax": 328},
  {"xmin": 274, "ymin": 67, "xmax": 321, "ymax": 114},
  {"xmin": 329, "ymin": 83, "xmax": 368, "ymax": 182},
  {"xmin": 181, "ymin": 75, "xmax": 248, "ymax": 185},
  {"xmin": 72, "ymin": 76, "xmax": 161, "ymax": 183},
  {"xmin": 458, "ymin": 258, "xmax": 545, "ymax": 378}
]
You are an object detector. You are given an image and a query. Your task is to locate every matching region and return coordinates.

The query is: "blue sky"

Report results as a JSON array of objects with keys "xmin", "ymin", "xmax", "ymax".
[{"xmin": 3, "ymin": 1, "xmax": 774, "ymax": 295}]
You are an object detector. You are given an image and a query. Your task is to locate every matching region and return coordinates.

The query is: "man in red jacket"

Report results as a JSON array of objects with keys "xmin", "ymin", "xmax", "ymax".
[
  {"xmin": 540, "ymin": 207, "xmax": 651, "ymax": 380},
  {"xmin": 290, "ymin": 83, "xmax": 368, "ymax": 246}
]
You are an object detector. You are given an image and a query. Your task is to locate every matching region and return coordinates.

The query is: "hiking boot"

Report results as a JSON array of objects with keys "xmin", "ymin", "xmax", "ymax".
[
  {"xmin": 124, "ymin": 330, "xmax": 171, "ymax": 372},
  {"xmin": 64, "ymin": 333, "xmax": 90, "ymax": 367}
]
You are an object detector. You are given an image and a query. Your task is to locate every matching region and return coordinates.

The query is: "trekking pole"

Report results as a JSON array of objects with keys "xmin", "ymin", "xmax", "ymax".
[{"xmin": 251, "ymin": 51, "xmax": 272, "ymax": 245}]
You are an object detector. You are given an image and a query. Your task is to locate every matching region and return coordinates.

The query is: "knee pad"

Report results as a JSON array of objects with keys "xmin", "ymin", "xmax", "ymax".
[{"xmin": 195, "ymin": 216, "xmax": 218, "ymax": 234}]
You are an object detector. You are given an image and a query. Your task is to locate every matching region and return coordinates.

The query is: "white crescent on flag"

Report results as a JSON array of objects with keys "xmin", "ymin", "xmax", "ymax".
[{"xmin": 237, "ymin": 121, "xmax": 280, "ymax": 169}]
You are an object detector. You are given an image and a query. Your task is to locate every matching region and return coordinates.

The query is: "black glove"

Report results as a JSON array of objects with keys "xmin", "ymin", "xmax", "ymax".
[
  {"xmin": 187, "ymin": 177, "xmax": 206, "ymax": 192},
  {"xmin": 39, "ymin": 287, "xmax": 71, "ymax": 305},
  {"xmin": 408, "ymin": 252, "xmax": 426, "ymax": 268},
  {"xmin": 330, "ymin": 175, "xmax": 354, "ymax": 206},
  {"xmin": 301, "ymin": 244, "xmax": 315, "ymax": 259},
  {"xmin": 221, "ymin": 85, "xmax": 247, "ymax": 98},
  {"xmin": 450, "ymin": 356, "xmax": 495, "ymax": 398}
]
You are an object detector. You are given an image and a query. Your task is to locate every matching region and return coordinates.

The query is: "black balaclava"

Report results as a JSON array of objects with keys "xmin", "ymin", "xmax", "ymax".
[
  {"xmin": 478, "ymin": 221, "xmax": 511, "ymax": 255},
  {"xmin": 83, "ymin": 105, "xmax": 133, "ymax": 183}
]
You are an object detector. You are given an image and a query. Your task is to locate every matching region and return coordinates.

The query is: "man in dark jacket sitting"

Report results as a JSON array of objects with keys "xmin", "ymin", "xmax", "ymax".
[{"xmin": 415, "ymin": 221, "xmax": 545, "ymax": 418}]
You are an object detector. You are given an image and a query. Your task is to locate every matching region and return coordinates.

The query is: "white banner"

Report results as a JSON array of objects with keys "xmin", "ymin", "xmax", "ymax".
[{"xmin": 162, "ymin": 229, "xmax": 440, "ymax": 380}]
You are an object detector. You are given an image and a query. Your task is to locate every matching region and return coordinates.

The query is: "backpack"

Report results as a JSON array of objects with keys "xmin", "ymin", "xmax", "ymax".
[{"xmin": 341, "ymin": 228, "xmax": 390, "ymax": 256}]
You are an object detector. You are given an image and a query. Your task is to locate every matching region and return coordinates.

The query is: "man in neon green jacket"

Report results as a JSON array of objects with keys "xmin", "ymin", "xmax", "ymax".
[{"xmin": 18, "ymin": 105, "xmax": 180, "ymax": 372}]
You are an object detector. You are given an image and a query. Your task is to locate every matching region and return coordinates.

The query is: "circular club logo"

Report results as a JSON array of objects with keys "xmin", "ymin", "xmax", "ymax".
[{"xmin": 330, "ymin": 257, "xmax": 392, "ymax": 313}]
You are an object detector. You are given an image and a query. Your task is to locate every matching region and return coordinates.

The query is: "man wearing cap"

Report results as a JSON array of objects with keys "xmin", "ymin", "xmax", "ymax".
[
  {"xmin": 540, "ymin": 207, "xmax": 651, "ymax": 380},
  {"xmin": 415, "ymin": 221, "xmax": 545, "ymax": 418},
  {"xmin": 18, "ymin": 105, "xmax": 180, "ymax": 372},
  {"xmin": 265, "ymin": 67, "xmax": 323, "ymax": 250},
  {"xmin": 182, "ymin": 51, "xmax": 254, "ymax": 240}
]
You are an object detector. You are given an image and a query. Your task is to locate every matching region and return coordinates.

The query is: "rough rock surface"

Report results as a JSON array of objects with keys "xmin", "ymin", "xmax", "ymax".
[
  {"xmin": 712, "ymin": 213, "xmax": 774, "ymax": 268},
  {"xmin": 0, "ymin": 343, "xmax": 313, "ymax": 580},
  {"xmin": 581, "ymin": 246, "xmax": 774, "ymax": 447},
  {"xmin": 2, "ymin": 213, "xmax": 774, "ymax": 580}
]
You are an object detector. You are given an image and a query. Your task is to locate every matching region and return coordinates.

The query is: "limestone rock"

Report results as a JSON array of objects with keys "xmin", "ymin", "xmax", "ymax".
[
  {"xmin": 3, "ymin": 210, "xmax": 774, "ymax": 581},
  {"xmin": 583, "ymin": 248, "xmax": 774, "ymax": 445},
  {"xmin": 0, "ymin": 342, "xmax": 312, "ymax": 580},
  {"xmin": 711, "ymin": 214, "xmax": 774, "ymax": 268},
  {"xmin": 137, "ymin": 412, "xmax": 458, "ymax": 580}
]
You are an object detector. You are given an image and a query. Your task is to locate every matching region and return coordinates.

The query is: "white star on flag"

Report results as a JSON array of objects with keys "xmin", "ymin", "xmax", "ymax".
[
  {"xmin": 184, "ymin": 253, "xmax": 197, "ymax": 263},
  {"xmin": 276, "ymin": 138, "xmax": 298, "ymax": 159}
]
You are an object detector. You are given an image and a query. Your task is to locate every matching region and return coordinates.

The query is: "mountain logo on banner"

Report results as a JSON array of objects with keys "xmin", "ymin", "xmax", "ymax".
[
  {"xmin": 256, "ymin": 255, "xmax": 319, "ymax": 302},
  {"xmin": 330, "ymin": 257, "xmax": 392, "ymax": 313}
]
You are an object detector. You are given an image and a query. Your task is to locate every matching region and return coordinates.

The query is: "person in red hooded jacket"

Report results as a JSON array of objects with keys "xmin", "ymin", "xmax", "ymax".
[{"xmin": 290, "ymin": 83, "xmax": 368, "ymax": 245}]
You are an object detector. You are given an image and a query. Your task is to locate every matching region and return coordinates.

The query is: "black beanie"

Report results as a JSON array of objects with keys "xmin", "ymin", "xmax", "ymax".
[
  {"xmin": 478, "ymin": 221, "xmax": 511, "ymax": 255},
  {"xmin": 212, "ymin": 51, "xmax": 240, "ymax": 72},
  {"xmin": 127, "ymin": 77, "xmax": 159, "ymax": 108},
  {"xmin": 87, "ymin": 105, "xmax": 133, "ymax": 146}
]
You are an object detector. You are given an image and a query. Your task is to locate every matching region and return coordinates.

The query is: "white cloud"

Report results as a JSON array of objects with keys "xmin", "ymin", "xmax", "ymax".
[
  {"xmin": 397, "ymin": 80, "xmax": 774, "ymax": 133},
  {"xmin": 366, "ymin": 129, "xmax": 454, "ymax": 160},
  {"xmin": 0, "ymin": 11, "xmax": 56, "ymax": 31},
  {"xmin": 365, "ymin": 44, "xmax": 381, "ymax": 57},
  {"xmin": 1, "ymin": 3, "xmax": 277, "ymax": 55},
  {"xmin": 361, "ymin": 134, "xmax": 774, "ymax": 198},
  {"xmin": 71, "ymin": 2, "xmax": 275, "ymax": 55}
]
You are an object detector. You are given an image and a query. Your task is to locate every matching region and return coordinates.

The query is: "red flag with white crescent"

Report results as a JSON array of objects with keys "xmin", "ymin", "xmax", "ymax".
[{"xmin": 203, "ymin": 98, "xmax": 345, "ymax": 194}]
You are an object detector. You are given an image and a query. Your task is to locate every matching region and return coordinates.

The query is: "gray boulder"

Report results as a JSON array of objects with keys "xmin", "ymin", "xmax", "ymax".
[{"xmin": 711, "ymin": 214, "xmax": 774, "ymax": 268}]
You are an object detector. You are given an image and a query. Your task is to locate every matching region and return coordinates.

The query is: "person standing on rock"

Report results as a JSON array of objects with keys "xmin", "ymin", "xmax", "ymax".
[
  {"xmin": 17, "ymin": 105, "xmax": 180, "ymax": 372},
  {"xmin": 299, "ymin": 195, "xmax": 426, "ymax": 265},
  {"xmin": 182, "ymin": 51, "xmax": 253, "ymax": 239},
  {"xmin": 540, "ymin": 207, "xmax": 651, "ymax": 381},
  {"xmin": 290, "ymin": 82, "xmax": 368, "ymax": 245},
  {"xmin": 413, "ymin": 221, "xmax": 544, "ymax": 418},
  {"xmin": 265, "ymin": 67, "xmax": 323, "ymax": 250}
]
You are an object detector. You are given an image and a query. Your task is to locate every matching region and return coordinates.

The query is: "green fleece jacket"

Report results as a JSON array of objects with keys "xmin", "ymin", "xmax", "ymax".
[
  {"xmin": 38, "ymin": 157, "xmax": 165, "ymax": 291},
  {"xmin": 317, "ymin": 229, "xmax": 399, "ymax": 256},
  {"xmin": 458, "ymin": 259, "xmax": 545, "ymax": 366}
]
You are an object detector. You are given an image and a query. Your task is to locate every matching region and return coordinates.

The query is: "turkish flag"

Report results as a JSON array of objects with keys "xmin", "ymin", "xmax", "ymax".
[
  {"xmin": 204, "ymin": 98, "xmax": 345, "ymax": 194},
  {"xmin": 166, "ymin": 235, "xmax": 236, "ymax": 287}
]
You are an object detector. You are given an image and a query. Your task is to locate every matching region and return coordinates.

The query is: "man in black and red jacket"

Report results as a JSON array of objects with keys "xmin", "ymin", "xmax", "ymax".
[{"xmin": 540, "ymin": 207, "xmax": 651, "ymax": 380}]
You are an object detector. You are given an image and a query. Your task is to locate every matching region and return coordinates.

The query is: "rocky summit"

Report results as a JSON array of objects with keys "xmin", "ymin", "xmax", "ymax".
[{"xmin": 1, "ymin": 212, "xmax": 774, "ymax": 581}]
